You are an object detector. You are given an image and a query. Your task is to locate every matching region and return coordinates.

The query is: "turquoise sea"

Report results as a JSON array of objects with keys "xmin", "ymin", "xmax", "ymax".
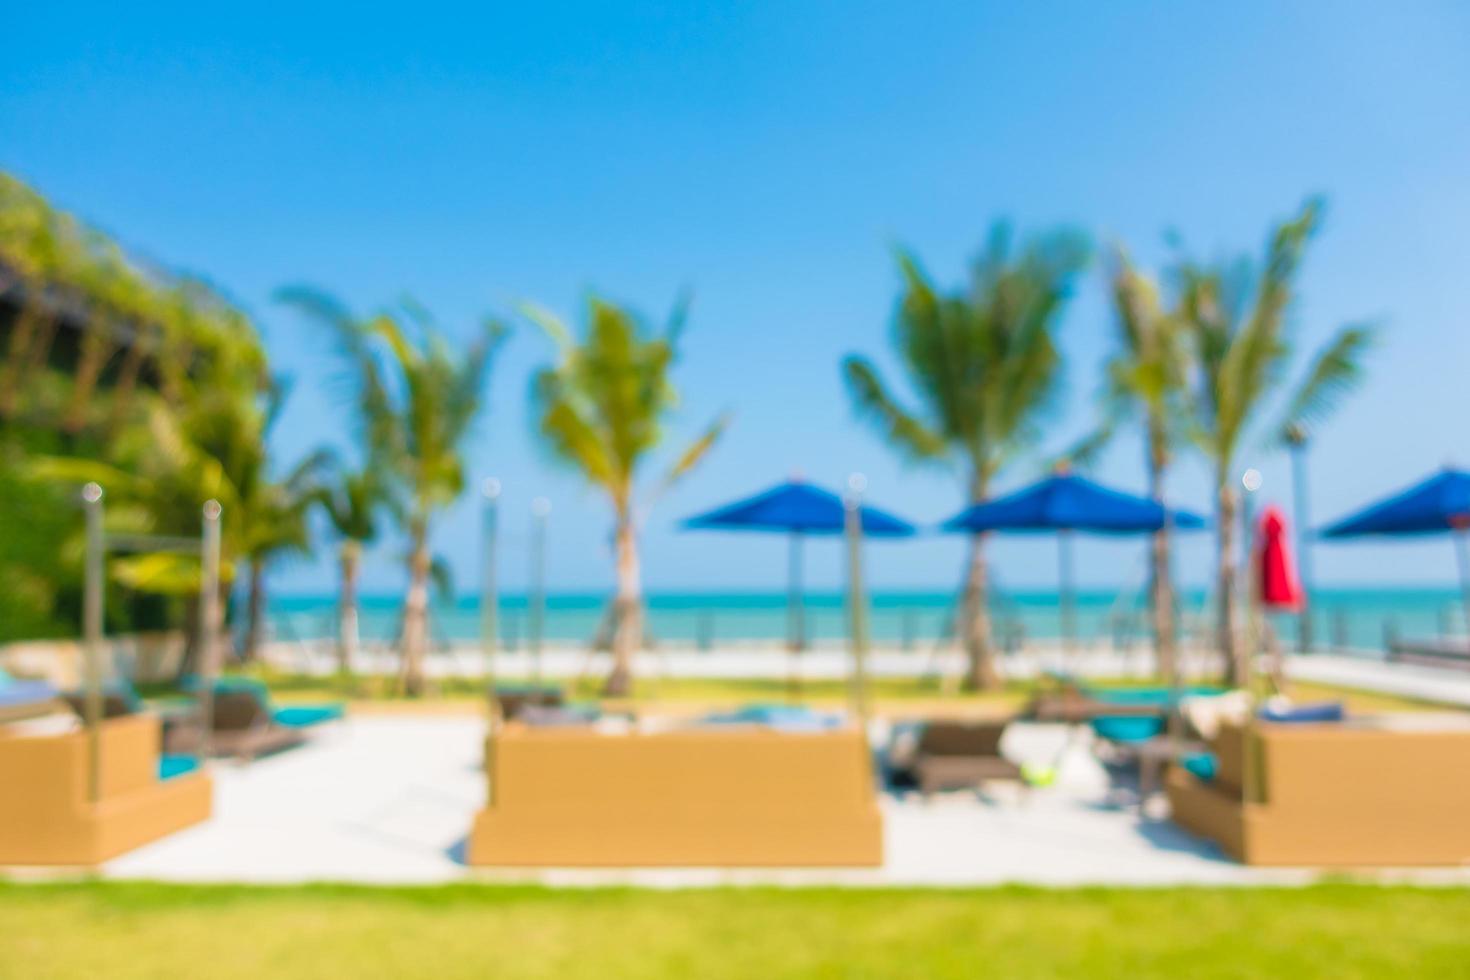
[{"xmin": 268, "ymin": 587, "xmax": 1467, "ymax": 653}]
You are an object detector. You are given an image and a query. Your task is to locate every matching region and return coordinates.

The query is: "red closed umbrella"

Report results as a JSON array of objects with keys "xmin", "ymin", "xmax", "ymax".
[{"xmin": 1257, "ymin": 505, "xmax": 1304, "ymax": 611}]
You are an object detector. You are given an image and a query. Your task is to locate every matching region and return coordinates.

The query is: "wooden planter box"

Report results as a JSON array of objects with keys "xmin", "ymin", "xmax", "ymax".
[
  {"xmin": 0, "ymin": 714, "xmax": 212, "ymax": 866},
  {"xmin": 1168, "ymin": 720, "xmax": 1470, "ymax": 866},
  {"xmin": 468, "ymin": 725, "xmax": 883, "ymax": 867}
]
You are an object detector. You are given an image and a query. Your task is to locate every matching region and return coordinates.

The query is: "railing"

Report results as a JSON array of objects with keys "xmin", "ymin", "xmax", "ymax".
[{"xmin": 265, "ymin": 594, "xmax": 1468, "ymax": 659}]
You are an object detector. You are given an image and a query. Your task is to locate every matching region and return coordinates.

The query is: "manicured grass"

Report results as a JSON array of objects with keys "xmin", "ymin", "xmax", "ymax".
[
  {"xmin": 2, "ymin": 881, "xmax": 1468, "ymax": 978},
  {"xmin": 155, "ymin": 668, "xmax": 1457, "ymax": 719}
]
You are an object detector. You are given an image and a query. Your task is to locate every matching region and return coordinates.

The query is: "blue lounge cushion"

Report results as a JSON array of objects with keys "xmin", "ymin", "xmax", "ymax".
[
  {"xmin": 1091, "ymin": 715, "xmax": 1165, "ymax": 743},
  {"xmin": 0, "ymin": 678, "xmax": 58, "ymax": 710},
  {"xmin": 1260, "ymin": 701, "xmax": 1344, "ymax": 724},
  {"xmin": 158, "ymin": 754, "xmax": 199, "ymax": 780},
  {"xmin": 1090, "ymin": 685, "xmax": 1228, "ymax": 707},
  {"xmin": 702, "ymin": 703, "xmax": 843, "ymax": 732},
  {"xmin": 1180, "ymin": 751, "xmax": 1218, "ymax": 782},
  {"xmin": 272, "ymin": 704, "xmax": 345, "ymax": 729}
]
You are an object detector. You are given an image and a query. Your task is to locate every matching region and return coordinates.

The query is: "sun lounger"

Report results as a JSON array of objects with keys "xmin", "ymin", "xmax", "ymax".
[
  {"xmin": 1387, "ymin": 638, "xmax": 1470, "ymax": 671},
  {"xmin": 168, "ymin": 676, "xmax": 343, "ymax": 760},
  {"xmin": 888, "ymin": 720, "xmax": 1024, "ymax": 797},
  {"xmin": 490, "ymin": 684, "xmax": 565, "ymax": 721},
  {"xmin": 60, "ymin": 686, "xmax": 143, "ymax": 721},
  {"xmin": 163, "ymin": 689, "xmax": 308, "ymax": 761}
]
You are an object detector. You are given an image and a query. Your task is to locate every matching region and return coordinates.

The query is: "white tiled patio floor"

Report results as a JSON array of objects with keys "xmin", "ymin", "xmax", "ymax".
[{"xmin": 85, "ymin": 715, "xmax": 1433, "ymax": 887}]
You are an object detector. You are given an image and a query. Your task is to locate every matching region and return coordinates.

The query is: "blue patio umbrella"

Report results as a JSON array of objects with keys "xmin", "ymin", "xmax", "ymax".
[
  {"xmin": 1320, "ymin": 467, "xmax": 1470, "ymax": 634},
  {"xmin": 940, "ymin": 471, "xmax": 1206, "ymax": 650},
  {"xmin": 682, "ymin": 479, "xmax": 917, "ymax": 651}
]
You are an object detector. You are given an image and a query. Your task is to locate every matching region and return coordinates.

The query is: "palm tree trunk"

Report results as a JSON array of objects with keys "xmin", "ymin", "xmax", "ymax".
[
  {"xmin": 959, "ymin": 469, "xmax": 1000, "ymax": 691},
  {"xmin": 1216, "ymin": 473, "xmax": 1243, "ymax": 685},
  {"xmin": 400, "ymin": 522, "xmax": 431, "ymax": 696},
  {"xmin": 63, "ymin": 330, "xmax": 114, "ymax": 433},
  {"xmin": 961, "ymin": 533, "xmax": 1001, "ymax": 689},
  {"xmin": 605, "ymin": 510, "xmax": 642, "ymax": 696},
  {"xmin": 242, "ymin": 560, "xmax": 266, "ymax": 663},
  {"xmin": 337, "ymin": 544, "xmax": 361, "ymax": 675},
  {"xmin": 106, "ymin": 336, "xmax": 148, "ymax": 432},
  {"xmin": 1146, "ymin": 422, "xmax": 1177, "ymax": 684},
  {"xmin": 0, "ymin": 305, "xmax": 43, "ymax": 417}
]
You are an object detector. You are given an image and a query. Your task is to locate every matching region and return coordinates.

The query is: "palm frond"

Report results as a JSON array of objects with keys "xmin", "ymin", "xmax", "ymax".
[
  {"xmin": 1276, "ymin": 323, "xmax": 1375, "ymax": 443},
  {"xmin": 841, "ymin": 356, "xmax": 947, "ymax": 463},
  {"xmin": 654, "ymin": 411, "xmax": 730, "ymax": 501}
]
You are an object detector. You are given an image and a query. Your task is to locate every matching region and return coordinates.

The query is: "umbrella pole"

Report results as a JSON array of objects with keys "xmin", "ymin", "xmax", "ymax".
[
  {"xmin": 1058, "ymin": 530, "xmax": 1077, "ymax": 672},
  {"xmin": 1454, "ymin": 528, "xmax": 1470, "ymax": 648},
  {"xmin": 481, "ymin": 480, "xmax": 501, "ymax": 731},
  {"xmin": 82, "ymin": 484, "xmax": 104, "ymax": 805},
  {"xmin": 529, "ymin": 499, "xmax": 549, "ymax": 690},
  {"xmin": 844, "ymin": 483, "xmax": 872, "ymax": 741},
  {"xmin": 787, "ymin": 532, "xmax": 805, "ymax": 702},
  {"xmin": 1161, "ymin": 508, "xmax": 1183, "ymax": 749},
  {"xmin": 197, "ymin": 500, "xmax": 222, "ymax": 765},
  {"xmin": 1241, "ymin": 486, "xmax": 1263, "ymax": 807}
]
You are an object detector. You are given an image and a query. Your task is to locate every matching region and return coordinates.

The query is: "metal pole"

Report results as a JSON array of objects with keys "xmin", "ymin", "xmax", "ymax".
[
  {"xmin": 1239, "ymin": 470, "xmax": 1262, "ymax": 805},
  {"xmin": 844, "ymin": 475, "xmax": 872, "ymax": 740},
  {"xmin": 1162, "ymin": 503, "xmax": 1183, "ymax": 746},
  {"xmin": 1453, "ymin": 526, "xmax": 1470, "ymax": 645},
  {"xmin": 197, "ymin": 500, "xmax": 222, "ymax": 763},
  {"xmin": 529, "ymin": 497, "xmax": 550, "ymax": 688},
  {"xmin": 1058, "ymin": 530, "xmax": 1077, "ymax": 658},
  {"xmin": 788, "ymin": 532, "xmax": 806, "ymax": 651},
  {"xmin": 481, "ymin": 479, "xmax": 501, "ymax": 720},
  {"xmin": 787, "ymin": 531, "xmax": 805, "ymax": 702},
  {"xmin": 1290, "ymin": 440, "xmax": 1315, "ymax": 653},
  {"xmin": 82, "ymin": 483, "xmax": 104, "ymax": 805}
]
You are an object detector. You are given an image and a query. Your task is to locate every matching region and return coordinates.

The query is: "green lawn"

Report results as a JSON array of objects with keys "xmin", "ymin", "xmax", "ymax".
[
  {"xmin": 3, "ymin": 882, "xmax": 1468, "ymax": 979},
  {"xmin": 146, "ymin": 668, "xmax": 1458, "ymax": 718}
]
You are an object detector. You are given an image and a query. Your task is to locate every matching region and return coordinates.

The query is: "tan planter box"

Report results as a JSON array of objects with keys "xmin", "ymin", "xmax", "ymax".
[
  {"xmin": 468, "ymin": 725, "xmax": 883, "ymax": 867},
  {"xmin": 1168, "ymin": 720, "xmax": 1470, "ymax": 866},
  {"xmin": 0, "ymin": 713, "xmax": 212, "ymax": 866}
]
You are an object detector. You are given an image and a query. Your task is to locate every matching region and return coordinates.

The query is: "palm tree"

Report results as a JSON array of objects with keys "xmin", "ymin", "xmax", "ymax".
[
  {"xmin": 525, "ymin": 295, "xmax": 727, "ymax": 696},
  {"xmin": 0, "ymin": 176, "xmax": 70, "ymax": 419},
  {"xmin": 1174, "ymin": 198, "xmax": 1372, "ymax": 683},
  {"xmin": 1069, "ymin": 247, "xmax": 1191, "ymax": 681},
  {"xmin": 314, "ymin": 458, "xmax": 387, "ymax": 673},
  {"xmin": 234, "ymin": 381, "xmax": 332, "ymax": 662},
  {"xmin": 843, "ymin": 224, "xmax": 1089, "ymax": 690},
  {"xmin": 60, "ymin": 235, "xmax": 137, "ymax": 434},
  {"xmin": 278, "ymin": 287, "xmax": 504, "ymax": 696},
  {"xmin": 1276, "ymin": 328, "xmax": 1373, "ymax": 652}
]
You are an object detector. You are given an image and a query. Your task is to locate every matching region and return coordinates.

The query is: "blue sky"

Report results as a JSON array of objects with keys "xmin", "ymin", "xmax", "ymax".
[{"xmin": 5, "ymin": 3, "xmax": 1470, "ymax": 597}]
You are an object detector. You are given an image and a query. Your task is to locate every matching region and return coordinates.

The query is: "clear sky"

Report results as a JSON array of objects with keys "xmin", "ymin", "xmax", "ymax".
[{"xmin": 5, "ymin": 3, "xmax": 1470, "ymax": 598}]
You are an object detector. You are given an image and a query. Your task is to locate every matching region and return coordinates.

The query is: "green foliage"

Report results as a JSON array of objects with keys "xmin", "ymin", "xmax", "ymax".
[
  {"xmin": 314, "ymin": 455, "xmax": 388, "ymax": 549},
  {"xmin": 1277, "ymin": 324, "xmax": 1375, "ymax": 445},
  {"xmin": 1, "ymin": 173, "xmax": 274, "ymax": 636},
  {"xmin": 1174, "ymin": 198, "xmax": 1374, "ymax": 470},
  {"xmin": 1068, "ymin": 246, "xmax": 1191, "ymax": 471},
  {"xmin": 843, "ymin": 224, "xmax": 1090, "ymax": 488},
  {"xmin": 526, "ymin": 295, "xmax": 726, "ymax": 513},
  {"xmin": 276, "ymin": 286, "xmax": 505, "ymax": 533}
]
